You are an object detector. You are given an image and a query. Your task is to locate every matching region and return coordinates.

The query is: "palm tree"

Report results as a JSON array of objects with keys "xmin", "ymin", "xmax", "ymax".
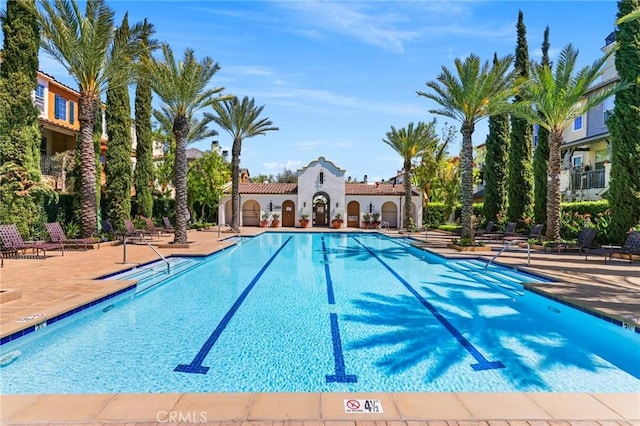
[
  {"xmin": 208, "ymin": 96, "xmax": 278, "ymax": 231},
  {"xmin": 142, "ymin": 44, "xmax": 225, "ymax": 243},
  {"xmin": 417, "ymin": 54, "xmax": 516, "ymax": 240},
  {"xmin": 33, "ymin": 0, "xmax": 150, "ymax": 237},
  {"xmin": 382, "ymin": 121, "xmax": 439, "ymax": 230},
  {"xmin": 512, "ymin": 44, "xmax": 628, "ymax": 242}
]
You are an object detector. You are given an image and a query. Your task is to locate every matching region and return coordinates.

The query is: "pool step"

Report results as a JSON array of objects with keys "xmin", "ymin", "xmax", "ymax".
[
  {"xmin": 105, "ymin": 257, "xmax": 203, "ymax": 293},
  {"xmin": 447, "ymin": 260, "xmax": 525, "ymax": 297}
]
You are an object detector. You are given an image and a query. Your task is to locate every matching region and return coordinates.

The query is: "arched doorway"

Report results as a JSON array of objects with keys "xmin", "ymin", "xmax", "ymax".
[
  {"xmin": 282, "ymin": 200, "xmax": 295, "ymax": 227},
  {"xmin": 241, "ymin": 200, "xmax": 260, "ymax": 226},
  {"xmin": 347, "ymin": 201, "xmax": 360, "ymax": 228},
  {"xmin": 382, "ymin": 201, "xmax": 398, "ymax": 228},
  {"xmin": 312, "ymin": 192, "xmax": 330, "ymax": 227}
]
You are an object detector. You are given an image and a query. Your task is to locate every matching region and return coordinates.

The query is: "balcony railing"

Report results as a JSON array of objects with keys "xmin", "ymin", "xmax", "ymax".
[
  {"xmin": 34, "ymin": 96, "xmax": 45, "ymax": 114},
  {"xmin": 40, "ymin": 154, "xmax": 61, "ymax": 176},
  {"xmin": 570, "ymin": 169, "xmax": 605, "ymax": 190}
]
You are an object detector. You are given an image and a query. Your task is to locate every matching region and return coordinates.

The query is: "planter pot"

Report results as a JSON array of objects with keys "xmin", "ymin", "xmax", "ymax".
[
  {"xmin": 299, "ymin": 220, "xmax": 309, "ymax": 228},
  {"xmin": 332, "ymin": 221, "xmax": 343, "ymax": 229},
  {"xmin": 447, "ymin": 243, "xmax": 492, "ymax": 252},
  {"xmin": 271, "ymin": 221, "xmax": 280, "ymax": 228},
  {"xmin": 260, "ymin": 221, "xmax": 268, "ymax": 228}
]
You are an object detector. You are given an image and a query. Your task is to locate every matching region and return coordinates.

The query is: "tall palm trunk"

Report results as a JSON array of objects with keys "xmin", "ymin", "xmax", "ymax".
[
  {"xmin": 403, "ymin": 159, "xmax": 412, "ymax": 229},
  {"xmin": 460, "ymin": 122, "xmax": 475, "ymax": 239},
  {"xmin": 173, "ymin": 115, "xmax": 189, "ymax": 243},
  {"xmin": 546, "ymin": 130, "xmax": 563, "ymax": 241},
  {"xmin": 230, "ymin": 138, "xmax": 241, "ymax": 230},
  {"xmin": 78, "ymin": 95, "xmax": 98, "ymax": 238}
]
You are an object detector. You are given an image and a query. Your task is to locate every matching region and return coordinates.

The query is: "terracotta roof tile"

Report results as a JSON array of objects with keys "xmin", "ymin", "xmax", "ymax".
[
  {"xmin": 237, "ymin": 183, "xmax": 298, "ymax": 194},
  {"xmin": 345, "ymin": 183, "xmax": 419, "ymax": 196}
]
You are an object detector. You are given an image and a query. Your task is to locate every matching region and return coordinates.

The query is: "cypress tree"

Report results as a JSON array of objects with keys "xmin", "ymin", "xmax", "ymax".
[
  {"xmin": 533, "ymin": 26, "xmax": 551, "ymax": 225},
  {"xmin": 133, "ymin": 20, "xmax": 154, "ymax": 218},
  {"xmin": 0, "ymin": 0, "xmax": 46, "ymax": 237},
  {"xmin": 105, "ymin": 15, "xmax": 133, "ymax": 228},
  {"xmin": 507, "ymin": 10, "xmax": 534, "ymax": 224},
  {"xmin": 483, "ymin": 53, "xmax": 511, "ymax": 226},
  {"xmin": 608, "ymin": 0, "xmax": 640, "ymax": 242}
]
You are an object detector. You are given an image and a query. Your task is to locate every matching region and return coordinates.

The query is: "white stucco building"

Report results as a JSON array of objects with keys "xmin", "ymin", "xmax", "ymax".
[{"xmin": 218, "ymin": 157, "xmax": 423, "ymax": 229}]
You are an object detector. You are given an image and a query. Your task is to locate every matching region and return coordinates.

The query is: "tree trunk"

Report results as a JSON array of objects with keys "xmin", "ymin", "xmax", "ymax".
[
  {"xmin": 173, "ymin": 115, "xmax": 189, "ymax": 243},
  {"xmin": 231, "ymin": 138, "xmax": 242, "ymax": 231},
  {"xmin": 78, "ymin": 95, "xmax": 98, "ymax": 238},
  {"xmin": 546, "ymin": 130, "xmax": 563, "ymax": 241},
  {"xmin": 404, "ymin": 159, "xmax": 412, "ymax": 230},
  {"xmin": 460, "ymin": 122, "xmax": 475, "ymax": 240}
]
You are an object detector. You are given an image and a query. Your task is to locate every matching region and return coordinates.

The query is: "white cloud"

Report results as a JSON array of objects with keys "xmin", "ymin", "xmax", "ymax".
[
  {"xmin": 263, "ymin": 160, "xmax": 304, "ymax": 171},
  {"xmin": 274, "ymin": 1, "xmax": 419, "ymax": 53}
]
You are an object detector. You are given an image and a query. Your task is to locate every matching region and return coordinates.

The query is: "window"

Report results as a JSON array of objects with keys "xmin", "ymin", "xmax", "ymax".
[
  {"xmin": 603, "ymin": 96, "xmax": 614, "ymax": 121},
  {"xmin": 69, "ymin": 102, "xmax": 75, "ymax": 124},
  {"xmin": 572, "ymin": 155, "xmax": 583, "ymax": 171},
  {"xmin": 573, "ymin": 115, "xmax": 583, "ymax": 131},
  {"xmin": 35, "ymin": 83, "xmax": 45, "ymax": 99},
  {"xmin": 54, "ymin": 94, "xmax": 67, "ymax": 120}
]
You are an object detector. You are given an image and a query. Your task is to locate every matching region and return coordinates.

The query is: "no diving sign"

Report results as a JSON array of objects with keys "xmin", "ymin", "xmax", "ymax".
[{"xmin": 344, "ymin": 399, "xmax": 383, "ymax": 413}]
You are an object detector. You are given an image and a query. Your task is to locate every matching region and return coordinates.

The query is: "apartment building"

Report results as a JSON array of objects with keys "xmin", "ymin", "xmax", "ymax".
[
  {"xmin": 33, "ymin": 70, "xmax": 163, "ymax": 191},
  {"xmin": 558, "ymin": 31, "xmax": 617, "ymax": 201}
]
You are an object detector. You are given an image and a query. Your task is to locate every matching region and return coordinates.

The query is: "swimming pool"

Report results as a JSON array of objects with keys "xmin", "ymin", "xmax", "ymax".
[{"xmin": 1, "ymin": 232, "xmax": 639, "ymax": 394}]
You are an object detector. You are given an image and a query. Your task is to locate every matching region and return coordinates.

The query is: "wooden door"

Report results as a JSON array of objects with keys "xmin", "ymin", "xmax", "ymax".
[
  {"xmin": 347, "ymin": 201, "xmax": 360, "ymax": 228},
  {"xmin": 282, "ymin": 200, "xmax": 295, "ymax": 227}
]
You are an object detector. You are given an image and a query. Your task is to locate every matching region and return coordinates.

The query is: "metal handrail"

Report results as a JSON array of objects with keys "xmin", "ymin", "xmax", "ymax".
[
  {"xmin": 379, "ymin": 221, "xmax": 389, "ymax": 233},
  {"xmin": 122, "ymin": 233, "xmax": 170, "ymax": 275},
  {"xmin": 485, "ymin": 239, "xmax": 530, "ymax": 269},
  {"xmin": 218, "ymin": 224, "xmax": 242, "ymax": 243}
]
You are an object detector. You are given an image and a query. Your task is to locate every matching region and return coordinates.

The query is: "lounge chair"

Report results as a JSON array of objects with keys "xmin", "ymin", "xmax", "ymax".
[
  {"xmin": 584, "ymin": 230, "xmax": 640, "ymax": 263},
  {"xmin": 475, "ymin": 221, "xmax": 495, "ymax": 237},
  {"xmin": 504, "ymin": 223, "xmax": 544, "ymax": 244},
  {"xmin": 123, "ymin": 219, "xmax": 155, "ymax": 240},
  {"xmin": 481, "ymin": 221, "xmax": 517, "ymax": 241},
  {"xmin": 45, "ymin": 222, "xmax": 99, "ymax": 250},
  {"xmin": 162, "ymin": 217, "xmax": 175, "ymax": 232},
  {"xmin": 144, "ymin": 217, "xmax": 174, "ymax": 237},
  {"xmin": 557, "ymin": 227, "xmax": 597, "ymax": 254},
  {"xmin": 0, "ymin": 224, "xmax": 64, "ymax": 259}
]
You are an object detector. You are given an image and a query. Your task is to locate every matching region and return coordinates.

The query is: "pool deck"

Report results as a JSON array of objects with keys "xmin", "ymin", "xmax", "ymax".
[{"xmin": 1, "ymin": 227, "xmax": 639, "ymax": 425}]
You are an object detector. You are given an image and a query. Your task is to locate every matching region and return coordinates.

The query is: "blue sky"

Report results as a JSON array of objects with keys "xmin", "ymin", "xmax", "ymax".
[{"xmin": 9, "ymin": 1, "xmax": 620, "ymax": 182}]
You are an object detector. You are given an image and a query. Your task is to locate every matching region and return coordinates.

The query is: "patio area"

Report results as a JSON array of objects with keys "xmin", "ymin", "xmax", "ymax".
[{"xmin": 1, "ymin": 227, "xmax": 639, "ymax": 425}]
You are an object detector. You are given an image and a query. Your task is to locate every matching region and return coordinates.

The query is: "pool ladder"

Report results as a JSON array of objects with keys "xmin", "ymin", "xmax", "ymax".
[
  {"xmin": 122, "ymin": 234, "xmax": 171, "ymax": 275},
  {"xmin": 379, "ymin": 221, "xmax": 390, "ymax": 233},
  {"xmin": 485, "ymin": 239, "xmax": 530, "ymax": 269}
]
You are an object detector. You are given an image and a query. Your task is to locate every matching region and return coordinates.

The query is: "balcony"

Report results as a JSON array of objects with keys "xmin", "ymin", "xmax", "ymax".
[
  {"xmin": 35, "ymin": 96, "xmax": 45, "ymax": 114},
  {"xmin": 40, "ymin": 154, "xmax": 61, "ymax": 176},
  {"xmin": 570, "ymin": 168, "xmax": 606, "ymax": 190}
]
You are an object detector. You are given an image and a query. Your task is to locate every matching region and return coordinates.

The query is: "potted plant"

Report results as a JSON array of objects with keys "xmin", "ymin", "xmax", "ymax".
[
  {"xmin": 331, "ymin": 213, "xmax": 343, "ymax": 229},
  {"xmin": 362, "ymin": 213, "xmax": 371, "ymax": 229},
  {"xmin": 260, "ymin": 213, "xmax": 270, "ymax": 228},
  {"xmin": 371, "ymin": 212, "xmax": 381, "ymax": 229},
  {"xmin": 299, "ymin": 213, "xmax": 310, "ymax": 228},
  {"xmin": 270, "ymin": 213, "xmax": 280, "ymax": 228}
]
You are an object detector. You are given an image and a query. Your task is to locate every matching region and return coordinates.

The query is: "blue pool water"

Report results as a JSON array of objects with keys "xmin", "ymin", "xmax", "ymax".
[{"xmin": 1, "ymin": 232, "xmax": 639, "ymax": 394}]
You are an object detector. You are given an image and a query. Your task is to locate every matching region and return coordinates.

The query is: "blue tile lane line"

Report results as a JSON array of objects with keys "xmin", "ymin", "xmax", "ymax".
[
  {"xmin": 321, "ymin": 236, "xmax": 335, "ymax": 305},
  {"xmin": 325, "ymin": 313, "xmax": 358, "ymax": 383},
  {"xmin": 174, "ymin": 236, "xmax": 293, "ymax": 375},
  {"xmin": 351, "ymin": 236, "xmax": 505, "ymax": 371}
]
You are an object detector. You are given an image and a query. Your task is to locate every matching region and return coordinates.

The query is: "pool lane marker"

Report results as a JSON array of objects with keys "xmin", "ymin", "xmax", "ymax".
[
  {"xmin": 322, "ymin": 236, "xmax": 357, "ymax": 383},
  {"xmin": 351, "ymin": 236, "xmax": 505, "ymax": 371},
  {"xmin": 175, "ymin": 236, "xmax": 293, "ymax": 375},
  {"xmin": 326, "ymin": 313, "xmax": 358, "ymax": 383},
  {"xmin": 321, "ymin": 236, "xmax": 335, "ymax": 305}
]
